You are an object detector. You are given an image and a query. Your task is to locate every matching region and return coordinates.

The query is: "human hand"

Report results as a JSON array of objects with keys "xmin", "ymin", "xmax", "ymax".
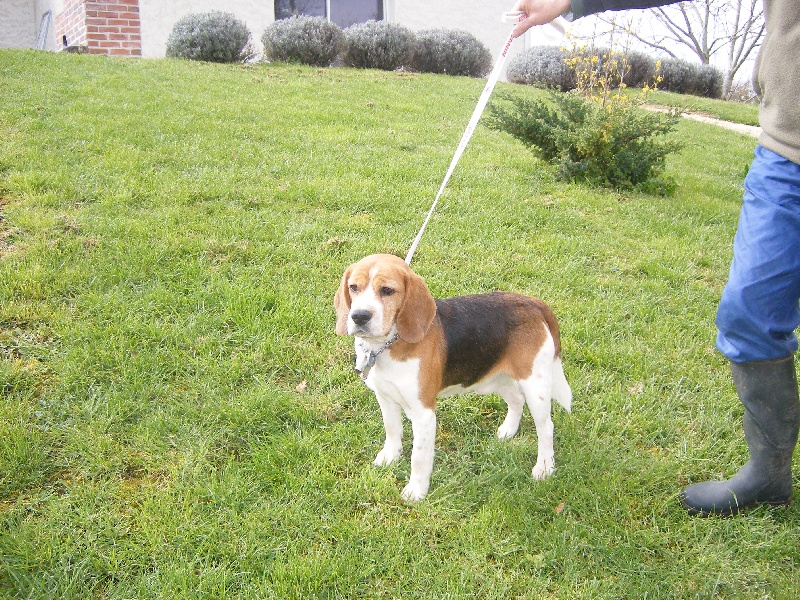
[{"xmin": 511, "ymin": 0, "xmax": 572, "ymax": 37}]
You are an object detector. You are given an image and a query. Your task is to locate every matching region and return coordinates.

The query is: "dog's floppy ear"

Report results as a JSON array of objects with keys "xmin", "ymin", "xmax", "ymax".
[
  {"xmin": 396, "ymin": 270, "xmax": 437, "ymax": 343},
  {"xmin": 334, "ymin": 266, "xmax": 353, "ymax": 336}
]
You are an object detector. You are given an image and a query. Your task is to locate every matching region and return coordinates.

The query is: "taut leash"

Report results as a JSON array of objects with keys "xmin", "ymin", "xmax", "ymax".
[{"xmin": 404, "ymin": 12, "xmax": 567, "ymax": 265}]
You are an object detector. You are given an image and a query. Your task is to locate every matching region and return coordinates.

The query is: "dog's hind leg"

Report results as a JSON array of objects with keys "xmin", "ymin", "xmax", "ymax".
[
  {"xmin": 521, "ymin": 353, "xmax": 556, "ymax": 480},
  {"xmin": 497, "ymin": 381, "xmax": 525, "ymax": 440}
]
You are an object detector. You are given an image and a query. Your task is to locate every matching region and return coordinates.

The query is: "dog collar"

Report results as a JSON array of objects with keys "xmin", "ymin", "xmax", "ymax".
[{"xmin": 355, "ymin": 334, "xmax": 399, "ymax": 380}]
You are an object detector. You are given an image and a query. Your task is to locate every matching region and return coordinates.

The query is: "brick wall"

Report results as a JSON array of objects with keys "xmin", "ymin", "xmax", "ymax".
[
  {"xmin": 56, "ymin": 0, "xmax": 142, "ymax": 56},
  {"xmin": 55, "ymin": 0, "xmax": 88, "ymax": 49}
]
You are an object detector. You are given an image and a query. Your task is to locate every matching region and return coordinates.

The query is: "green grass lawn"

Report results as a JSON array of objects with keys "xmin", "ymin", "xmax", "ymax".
[{"xmin": 1, "ymin": 49, "xmax": 796, "ymax": 599}]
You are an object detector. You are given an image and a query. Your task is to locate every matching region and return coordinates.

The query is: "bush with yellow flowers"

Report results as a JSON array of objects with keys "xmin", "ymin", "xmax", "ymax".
[{"xmin": 490, "ymin": 40, "xmax": 682, "ymax": 194}]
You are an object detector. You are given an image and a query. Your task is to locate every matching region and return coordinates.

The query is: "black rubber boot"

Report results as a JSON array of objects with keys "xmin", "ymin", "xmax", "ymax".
[{"xmin": 680, "ymin": 355, "xmax": 800, "ymax": 517}]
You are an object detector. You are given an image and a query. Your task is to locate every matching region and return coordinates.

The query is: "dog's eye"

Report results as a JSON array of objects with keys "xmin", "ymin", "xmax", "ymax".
[
  {"xmin": 380, "ymin": 287, "xmax": 395, "ymax": 297},
  {"xmin": 349, "ymin": 284, "xmax": 359, "ymax": 294}
]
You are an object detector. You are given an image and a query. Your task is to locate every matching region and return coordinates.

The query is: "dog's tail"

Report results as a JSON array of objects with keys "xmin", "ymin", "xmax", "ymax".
[{"xmin": 551, "ymin": 357, "xmax": 572, "ymax": 413}]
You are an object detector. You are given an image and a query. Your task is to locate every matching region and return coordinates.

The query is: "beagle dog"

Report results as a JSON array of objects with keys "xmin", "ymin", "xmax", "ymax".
[{"xmin": 334, "ymin": 254, "xmax": 571, "ymax": 501}]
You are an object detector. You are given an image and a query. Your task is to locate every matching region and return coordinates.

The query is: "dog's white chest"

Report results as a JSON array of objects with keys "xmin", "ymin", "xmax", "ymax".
[{"xmin": 355, "ymin": 340, "xmax": 421, "ymax": 406}]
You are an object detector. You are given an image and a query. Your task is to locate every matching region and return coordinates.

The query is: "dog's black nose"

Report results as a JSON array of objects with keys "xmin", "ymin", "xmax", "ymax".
[{"xmin": 350, "ymin": 310, "xmax": 372, "ymax": 326}]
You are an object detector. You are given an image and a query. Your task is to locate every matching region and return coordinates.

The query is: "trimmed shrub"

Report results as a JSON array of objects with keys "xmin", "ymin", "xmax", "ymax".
[
  {"xmin": 621, "ymin": 50, "xmax": 657, "ymax": 88},
  {"xmin": 262, "ymin": 16, "xmax": 344, "ymax": 67},
  {"xmin": 509, "ymin": 45, "xmax": 655, "ymax": 92},
  {"xmin": 506, "ymin": 46, "xmax": 576, "ymax": 92},
  {"xmin": 658, "ymin": 58, "xmax": 694, "ymax": 94},
  {"xmin": 693, "ymin": 63, "xmax": 724, "ymax": 98},
  {"xmin": 411, "ymin": 28, "xmax": 492, "ymax": 77},
  {"xmin": 488, "ymin": 91, "xmax": 682, "ymax": 194},
  {"xmin": 166, "ymin": 11, "xmax": 255, "ymax": 63},
  {"xmin": 659, "ymin": 58, "xmax": 723, "ymax": 98},
  {"xmin": 341, "ymin": 20, "xmax": 416, "ymax": 71}
]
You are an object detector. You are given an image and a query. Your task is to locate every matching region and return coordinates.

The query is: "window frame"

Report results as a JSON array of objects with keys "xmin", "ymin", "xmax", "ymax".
[{"xmin": 274, "ymin": 0, "xmax": 389, "ymax": 25}]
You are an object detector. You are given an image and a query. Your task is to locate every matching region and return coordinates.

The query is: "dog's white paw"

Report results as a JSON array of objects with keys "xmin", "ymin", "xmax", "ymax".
[
  {"xmin": 496, "ymin": 421, "xmax": 519, "ymax": 440},
  {"xmin": 373, "ymin": 446, "xmax": 401, "ymax": 467},
  {"xmin": 401, "ymin": 481, "xmax": 428, "ymax": 503},
  {"xmin": 532, "ymin": 457, "xmax": 555, "ymax": 480}
]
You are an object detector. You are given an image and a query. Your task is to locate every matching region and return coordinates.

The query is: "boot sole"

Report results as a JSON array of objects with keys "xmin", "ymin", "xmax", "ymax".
[{"xmin": 681, "ymin": 496, "xmax": 793, "ymax": 518}]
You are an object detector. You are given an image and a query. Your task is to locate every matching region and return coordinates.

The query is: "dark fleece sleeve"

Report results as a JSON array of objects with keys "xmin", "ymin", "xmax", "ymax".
[{"xmin": 569, "ymin": 0, "xmax": 683, "ymax": 20}]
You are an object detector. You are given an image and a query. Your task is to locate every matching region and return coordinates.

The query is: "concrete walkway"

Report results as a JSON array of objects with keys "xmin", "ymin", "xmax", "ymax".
[{"xmin": 644, "ymin": 104, "xmax": 761, "ymax": 138}]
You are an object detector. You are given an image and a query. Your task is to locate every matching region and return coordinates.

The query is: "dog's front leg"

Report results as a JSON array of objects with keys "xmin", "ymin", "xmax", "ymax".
[
  {"xmin": 401, "ymin": 406, "xmax": 436, "ymax": 502},
  {"xmin": 373, "ymin": 393, "xmax": 403, "ymax": 466}
]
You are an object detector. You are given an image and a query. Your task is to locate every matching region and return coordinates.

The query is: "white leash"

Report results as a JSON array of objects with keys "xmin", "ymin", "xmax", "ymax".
[{"xmin": 404, "ymin": 13, "xmax": 567, "ymax": 265}]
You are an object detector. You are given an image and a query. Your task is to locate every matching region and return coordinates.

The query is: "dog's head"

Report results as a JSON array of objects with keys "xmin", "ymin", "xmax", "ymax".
[{"xmin": 334, "ymin": 254, "xmax": 437, "ymax": 343}]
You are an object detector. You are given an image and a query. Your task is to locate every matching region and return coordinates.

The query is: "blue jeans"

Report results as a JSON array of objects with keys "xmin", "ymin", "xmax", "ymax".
[{"xmin": 716, "ymin": 146, "xmax": 800, "ymax": 363}]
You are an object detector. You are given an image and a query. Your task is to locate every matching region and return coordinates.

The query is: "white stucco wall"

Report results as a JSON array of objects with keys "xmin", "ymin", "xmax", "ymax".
[
  {"xmin": 0, "ymin": 0, "xmax": 62, "ymax": 51},
  {"xmin": 396, "ymin": 0, "xmax": 523, "ymax": 65},
  {"xmin": 136, "ymin": 0, "xmax": 565, "ymax": 73},
  {"xmin": 3, "ymin": 0, "xmax": 566, "ymax": 70},
  {"xmin": 138, "ymin": 0, "xmax": 275, "ymax": 59},
  {"xmin": 1, "ymin": 0, "xmax": 36, "ymax": 49},
  {"xmin": 395, "ymin": 0, "xmax": 566, "ymax": 78}
]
